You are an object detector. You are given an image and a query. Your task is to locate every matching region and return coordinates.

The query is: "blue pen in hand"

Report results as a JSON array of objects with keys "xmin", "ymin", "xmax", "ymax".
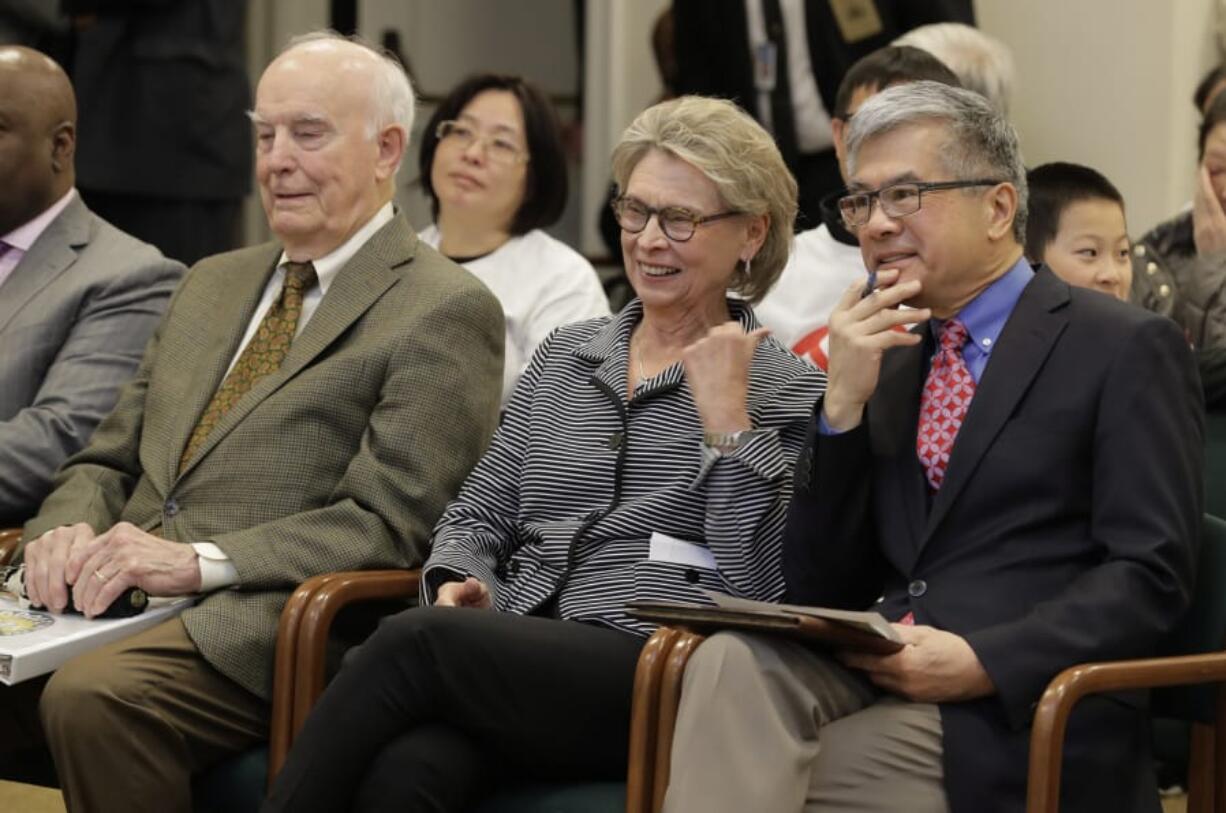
[{"xmin": 862, "ymin": 269, "xmax": 877, "ymax": 298}]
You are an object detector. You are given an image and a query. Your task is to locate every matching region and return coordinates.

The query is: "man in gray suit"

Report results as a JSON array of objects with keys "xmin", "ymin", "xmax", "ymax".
[
  {"xmin": 0, "ymin": 46, "xmax": 183, "ymax": 526},
  {"xmin": 13, "ymin": 33, "xmax": 504, "ymax": 812}
]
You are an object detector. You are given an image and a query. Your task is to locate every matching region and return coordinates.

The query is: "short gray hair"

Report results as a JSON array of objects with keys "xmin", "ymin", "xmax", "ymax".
[
  {"xmin": 844, "ymin": 80, "xmax": 1028, "ymax": 243},
  {"xmin": 282, "ymin": 31, "xmax": 415, "ymax": 145},
  {"xmin": 894, "ymin": 23, "xmax": 1014, "ymax": 114}
]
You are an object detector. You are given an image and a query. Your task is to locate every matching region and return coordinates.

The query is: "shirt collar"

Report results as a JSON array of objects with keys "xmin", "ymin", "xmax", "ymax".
[
  {"xmin": 2, "ymin": 188, "xmax": 77, "ymax": 251},
  {"xmin": 938, "ymin": 255, "xmax": 1034, "ymax": 357},
  {"xmin": 275, "ymin": 201, "xmax": 394, "ymax": 295}
]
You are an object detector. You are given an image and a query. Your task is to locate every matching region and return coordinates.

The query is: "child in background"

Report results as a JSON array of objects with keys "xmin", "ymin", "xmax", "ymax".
[{"xmin": 1025, "ymin": 161, "xmax": 1132, "ymax": 301}]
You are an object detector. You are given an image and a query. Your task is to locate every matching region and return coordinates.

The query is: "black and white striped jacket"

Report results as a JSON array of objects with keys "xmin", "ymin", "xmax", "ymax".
[{"xmin": 422, "ymin": 299, "xmax": 827, "ymax": 638}]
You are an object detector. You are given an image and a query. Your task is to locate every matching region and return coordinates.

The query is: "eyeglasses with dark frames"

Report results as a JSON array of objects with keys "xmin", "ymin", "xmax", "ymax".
[
  {"xmin": 611, "ymin": 196, "xmax": 743, "ymax": 242},
  {"xmin": 838, "ymin": 179, "xmax": 1005, "ymax": 228}
]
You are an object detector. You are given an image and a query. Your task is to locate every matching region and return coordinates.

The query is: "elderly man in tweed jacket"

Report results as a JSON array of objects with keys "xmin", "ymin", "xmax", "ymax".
[{"xmin": 10, "ymin": 32, "xmax": 504, "ymax": 813}]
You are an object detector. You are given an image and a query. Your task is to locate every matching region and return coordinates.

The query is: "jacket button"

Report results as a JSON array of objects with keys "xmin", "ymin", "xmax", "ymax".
[
  {"xmin": 1159, "ymin": 283, "xmax": 1171, "ymax": 298},
  {"xmin": 684, "ymin": 568, "xmax": 700, "ymax": 584},
  {"xmin": 1146, "ymin": 262, "xmax": 1158, "ymax": 276},
  {"xmin": 908, "ymin": 579, "xmax": 927, "ymax": 597},
  {"xmin": 1134, "ymin": 244, "xmax": 1146, "ymax": 258},
  {"xmin": 164, "ymin": 498, "xmax": 179, "ymax": 517}
]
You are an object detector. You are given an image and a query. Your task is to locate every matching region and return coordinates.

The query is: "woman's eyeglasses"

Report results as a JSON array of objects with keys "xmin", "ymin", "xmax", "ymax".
[{"xmin": 611, "ymin": 196, "xmax": 742, "ymax": 242}]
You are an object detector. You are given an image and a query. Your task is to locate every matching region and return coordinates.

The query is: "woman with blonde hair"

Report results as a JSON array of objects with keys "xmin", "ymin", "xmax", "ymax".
[{"xmin": 265, "ymin": 96, "xmax": 824, "ymax": 812}]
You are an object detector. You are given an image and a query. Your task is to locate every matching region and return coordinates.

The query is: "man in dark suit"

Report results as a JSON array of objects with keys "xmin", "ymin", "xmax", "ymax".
[
  {"xmin": 9, "ymin": 33, "xmax": 503, "ymax": 813},
  {"xmin": 671, "ymin": 0, "xmax": 973, "ymax": 227},
  {"xmin": 64, "ymin": 0, "xmax": 251, "ymax": 265},
  {"xmin": 0, "ymin": 45, "xmax": 183, "ymax": 525},
  {"xmin": 663, "ymin": 82, "xmax": 1203, "ymax": 812}
]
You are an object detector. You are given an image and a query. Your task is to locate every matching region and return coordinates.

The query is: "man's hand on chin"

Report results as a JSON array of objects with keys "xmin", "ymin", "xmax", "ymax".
[
  {"xmin": 67, "ymin": 522, "xmax": 203, "ymax": 618},
  {"xmin": 838, "ymin": 624, "xmax": 996, "ymax": 703}
]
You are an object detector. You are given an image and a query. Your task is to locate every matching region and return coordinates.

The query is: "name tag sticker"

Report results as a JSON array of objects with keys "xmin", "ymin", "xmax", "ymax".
[
  {"xmin": 829, "ymin": 0, "xmax": 884, "ymax": 43},
  {"xmin": 648, "ymin": 532, "xmax": 718, "ymax": 571}
]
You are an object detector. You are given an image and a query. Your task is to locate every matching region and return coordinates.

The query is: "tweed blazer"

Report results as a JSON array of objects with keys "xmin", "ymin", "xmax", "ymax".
[
  {"xmin": 0, "ymin": 195, "xmax": 183, "ymax": 525},
  {"xmin": 26, "ymin": 213, "xmax": 505, "ymax": 698},
  {"xmin": 422, "ymin": 299, "xmax": 826, "ymax": 635}
]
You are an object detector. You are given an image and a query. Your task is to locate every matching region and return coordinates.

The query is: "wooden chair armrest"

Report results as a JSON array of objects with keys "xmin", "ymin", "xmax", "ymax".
[
  {"xmin": 291, "ymin": 570, "xmax": 421, "ymax": 737},
  {"xmin": 1027, "ymin": 652, "xmax": 1226, "ymax": 813},
  {"xmin": 651, "ymin": 630, "xmax": 706, "ymax": 813},
  {"xmin": 0, "ymin": 528, "xmax": 24, "ymax": 568},
  {"xmin": 625, "ymin": 627, "xmax": 681, "ymax": 813},
  {"xmin": 267, "ymin": 572, "xmax": 347, "ymax": 787}
]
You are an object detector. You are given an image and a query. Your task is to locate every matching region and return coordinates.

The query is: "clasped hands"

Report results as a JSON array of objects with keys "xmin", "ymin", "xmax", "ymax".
[{"xmin": 22, "ymin": 522, "xmax": 202, "ymax": 618}]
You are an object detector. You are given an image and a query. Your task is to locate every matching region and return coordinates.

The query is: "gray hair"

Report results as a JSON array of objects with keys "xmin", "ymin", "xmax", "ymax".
[
  {"xmin": 282, "ymin": 31, "xmax": 416, "ymax": 148},
  {"xmin": 894, "ymin": 23, "xmax": 1014, "ymax": 114},
  {"xmin": 844, "ymin": 80, "xmax": 1028, "ymax": 243}
]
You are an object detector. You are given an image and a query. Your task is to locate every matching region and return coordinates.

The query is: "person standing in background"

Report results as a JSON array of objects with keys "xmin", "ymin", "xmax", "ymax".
[
  {"xmin": 671, "ymin": 0, "xmax": 973, "ymax": 228},
  {"xmin": 64, "ymin": 0, "xmax": 251, "ymax": 266}
]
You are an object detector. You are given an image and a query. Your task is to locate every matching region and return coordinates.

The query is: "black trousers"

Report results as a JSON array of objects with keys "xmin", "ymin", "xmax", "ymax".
[{"xmin": 262, "ymin": 607, "xmax": 646, "ymax": 813}]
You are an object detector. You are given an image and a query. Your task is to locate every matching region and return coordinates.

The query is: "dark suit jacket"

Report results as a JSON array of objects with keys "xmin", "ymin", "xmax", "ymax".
[
  {"xmin": 26, "ymin": 213, "xmax": 506, "ymax": 699},
  {"xmin": 784, "ymin": 268, "xmax": 1203, "ymax": 813},
  {"xmin": 65, "ymin": 0, "xmax": 251, "ymax": 200},
  {"xmin": 0, "ymin": 195, "xmax": 183, "ymax": 524},
  {"xmin": 672, "ymin": 0, "xmax": 974, "ymax": 152}
]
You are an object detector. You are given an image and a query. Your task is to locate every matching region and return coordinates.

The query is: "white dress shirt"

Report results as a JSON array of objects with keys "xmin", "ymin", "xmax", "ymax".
[{"xmin": 743, "ymin": 0, "xmax": 835, "ymax": 154}]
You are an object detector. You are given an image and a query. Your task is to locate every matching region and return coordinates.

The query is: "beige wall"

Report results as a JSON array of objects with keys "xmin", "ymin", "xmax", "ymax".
[{"xmin": 977, "ymin": 0, "xmax": 1221, "ymax": 235}]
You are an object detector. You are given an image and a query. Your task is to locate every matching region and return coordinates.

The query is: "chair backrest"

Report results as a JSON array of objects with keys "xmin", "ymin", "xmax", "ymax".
[
  {"xmin": 1152, "ymin": 513, "xmax": 1226, "ymax": 722},
  {"xmin": 1204, "ymin": 412, "xmax": 1226, "ymax": 519}
]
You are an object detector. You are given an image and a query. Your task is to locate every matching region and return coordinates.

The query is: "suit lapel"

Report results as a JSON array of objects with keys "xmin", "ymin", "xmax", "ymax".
[
  {"xmin": 922, "ymin": 269, "xmax": 1071, "ymax": 544},
  {"xmin": 0, "ymin": 196, "xmax": 90, "ymax": 333},
  {"xmin": 162, "ymin": 247, "xmax": 279, "ymax": 486},
  {"xmin": 870, "ymin": 334, "xmax": 928, "ymax": 557},
  {"xmin": 175, "ymin": 216, "xmax": 415, "ymax": 480}
]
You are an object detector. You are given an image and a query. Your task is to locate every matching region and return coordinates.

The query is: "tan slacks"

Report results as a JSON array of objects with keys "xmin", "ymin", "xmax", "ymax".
[
  {"xmin": 663, "ymin": 631, "xmax": 948, "ymax": 813},
  {"xmin": 5, "ymin": 616, "xmax": 269, "ymax": 813}
]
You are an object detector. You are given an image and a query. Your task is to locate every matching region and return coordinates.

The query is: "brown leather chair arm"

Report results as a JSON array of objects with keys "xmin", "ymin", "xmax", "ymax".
[
  {"xmin": 0, "ymin": 528, "xmax": 23, "ymax": 568},
  {"xmin": 267, "ymin": 570, "xmax": 420, "ymax": 786},
  {"xmin": 649, "ymin": 630, "xmax": 706, "ymax": 812},
  {"xmin": 1027, "ymin": 652, "xmax": 1226, "ymax": 813},
  {"xmin": 267, "ymin": 572, "xmax": 345, "ymax": 787},
  {"xmin": 625, "ymin": 627, "xmax": 681, "ymax": 813},
  {"xmin": 290, "ymin": 570, "xmax": 421, "ymax": 738}
]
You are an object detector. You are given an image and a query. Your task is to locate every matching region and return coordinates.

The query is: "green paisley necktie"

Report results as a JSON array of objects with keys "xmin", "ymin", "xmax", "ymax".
[{"xmin": 178, "ymin": 261, "xmax": 318, "ymax": 472}]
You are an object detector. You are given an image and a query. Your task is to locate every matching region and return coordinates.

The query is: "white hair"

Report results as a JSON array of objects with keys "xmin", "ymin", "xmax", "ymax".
[
  {"xmin": 894, "ymin": 23, "xmax": 1014, "ymax": 114},
  {"xmin": 845, "ymin": 81, "xmax": 1028, "ymax": 243},
  {"xmin": 282, "ymin": 31, "xmax": 416, "ymax": 142}
]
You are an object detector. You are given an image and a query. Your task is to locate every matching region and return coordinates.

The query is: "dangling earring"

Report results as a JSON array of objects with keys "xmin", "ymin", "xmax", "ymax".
[{"xmin": 742, "ymin": 256, "xmax": 752, "ymax": 277}]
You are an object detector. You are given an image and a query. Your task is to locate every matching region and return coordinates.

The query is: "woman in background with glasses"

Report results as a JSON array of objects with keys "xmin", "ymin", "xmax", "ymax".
[
  {"xmin": 265, "ymin": 96, "xmax": 825, "ymax": 812},
  {"xmin": 419, "ymin": 74, "xmax": 609, "ymax": 404}
]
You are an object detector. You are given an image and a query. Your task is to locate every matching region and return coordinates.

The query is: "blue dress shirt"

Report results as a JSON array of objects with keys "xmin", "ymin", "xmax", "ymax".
[{"xmin": 820, "ymin": 256, "xmax": 1035, "ymax": 433}]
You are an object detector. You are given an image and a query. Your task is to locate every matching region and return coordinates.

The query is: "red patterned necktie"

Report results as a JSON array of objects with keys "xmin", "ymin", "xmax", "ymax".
[{"xmin": 916, "ymin": 319, "xmax": 976, "ymax": 491}]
